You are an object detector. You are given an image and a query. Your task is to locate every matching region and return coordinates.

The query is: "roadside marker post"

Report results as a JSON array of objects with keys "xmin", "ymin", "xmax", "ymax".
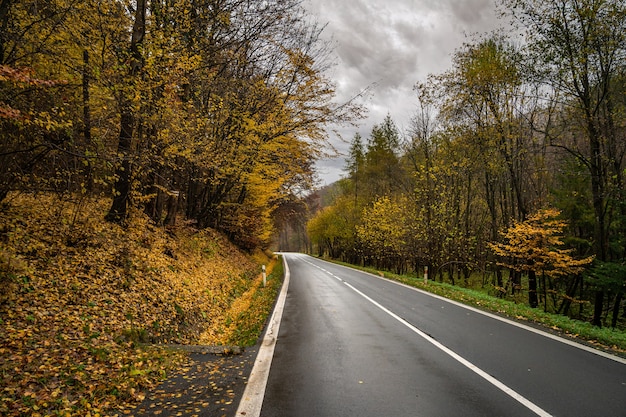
[
  {"xmin": 262, "ymin": 265, "xmax": 266, "ymax": 287},
  {"xmin": 424, "ymin": 265, "xmax": 428, "ymax": 284}
]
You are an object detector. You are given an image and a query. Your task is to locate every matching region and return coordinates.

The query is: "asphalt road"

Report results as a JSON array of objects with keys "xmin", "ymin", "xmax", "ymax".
[{"xmin": 255, "ymin": 253, "xmax": 626, "ymax": 417}]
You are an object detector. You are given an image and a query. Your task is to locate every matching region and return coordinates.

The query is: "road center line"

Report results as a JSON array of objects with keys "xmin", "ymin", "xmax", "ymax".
[{"xmin": 342, "ymin": 280, "xmax": 554, "ymax": 417}]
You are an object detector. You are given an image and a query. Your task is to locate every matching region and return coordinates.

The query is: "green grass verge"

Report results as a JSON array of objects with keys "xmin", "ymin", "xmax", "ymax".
[
  {"xmin": 227, "ymin": 258, "xmax": 284, "ymax": 347},
  {"xmin": 329, "ymin": 260, "xmax": 626, "ymax": 356}
]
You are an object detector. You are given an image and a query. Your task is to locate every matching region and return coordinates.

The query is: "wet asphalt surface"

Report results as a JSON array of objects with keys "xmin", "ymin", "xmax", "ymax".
[
  {"xmin": 133, "ymin": 347, "xmax": 258, "ymax": 417},
  {"xmin": 260, "ymin": 254, "xmax": 626, "ymax": 417}
]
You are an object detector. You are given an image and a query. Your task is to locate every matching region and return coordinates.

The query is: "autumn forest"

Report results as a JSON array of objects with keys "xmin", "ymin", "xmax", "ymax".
[
  {"xmin": 1, "ymin": 0, "xmax": 357, "ymax": 414},
  {"xmin": 1, "ymin": 0, "xmax": 626, "ymax": 414},
  {"xmin": 1, "ymin": 0, "xmax": 362, "ymax": 248},
  {"xmin": 305, "ymin": 0, "xmax": 626, "ymax": 331}
]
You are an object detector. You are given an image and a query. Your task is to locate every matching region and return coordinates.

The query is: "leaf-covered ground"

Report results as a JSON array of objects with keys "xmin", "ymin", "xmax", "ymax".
[
  {"xmin": 0, "ymin": 193, "xmax": 269, "ymax": 416},
  {"xmin": 132, "ymin": 348, "xmax": 259, "ymax": 417}
]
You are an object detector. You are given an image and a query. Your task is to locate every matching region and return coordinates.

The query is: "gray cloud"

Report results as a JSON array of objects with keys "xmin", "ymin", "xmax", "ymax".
[
  {"xmin": 303, "ymin": 0, "xmax": 502, "ymax": 184},
  {"xmin": 449, "ymin": 0, "xmax": 496, "ymax": 25}
]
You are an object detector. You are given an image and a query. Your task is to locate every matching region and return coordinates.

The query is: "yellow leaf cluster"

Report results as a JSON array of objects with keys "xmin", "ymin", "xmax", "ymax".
[
  {"xmin": 488, "ymin": 208, "xmax": 594, "ymax": 276},
  {"xmin": 357, "ymin": 196, "xmax": 409, "ymax": 255}
]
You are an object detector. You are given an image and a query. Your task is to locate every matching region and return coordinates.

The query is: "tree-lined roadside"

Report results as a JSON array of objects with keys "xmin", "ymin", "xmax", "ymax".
[{"xmin": 305, "ymin": 0, "xmax": 626, "ymax": 332}]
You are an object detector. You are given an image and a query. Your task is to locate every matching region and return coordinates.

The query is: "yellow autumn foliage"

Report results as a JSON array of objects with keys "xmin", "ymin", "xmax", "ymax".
[
  {"xmin": 489, "ymin": 208, "xmax": 594, "ymax": 277},
  {"xmin": 0, "ymin": 193, "xmax": 266, "ymax": 416}
]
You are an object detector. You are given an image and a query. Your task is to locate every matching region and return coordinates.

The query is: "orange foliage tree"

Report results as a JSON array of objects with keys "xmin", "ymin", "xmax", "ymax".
[{"xmin": 489, "ymin": 208, "xmax": 594, "ymax": 309}]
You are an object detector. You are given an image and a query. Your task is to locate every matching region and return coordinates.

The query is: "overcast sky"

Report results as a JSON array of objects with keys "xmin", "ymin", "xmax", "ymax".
[{"xmin": 303, "ymin": 0, "xmax": 504, "ymax": 185}]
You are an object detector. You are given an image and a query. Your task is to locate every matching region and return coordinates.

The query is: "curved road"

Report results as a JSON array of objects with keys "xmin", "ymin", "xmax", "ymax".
[{"xmin": 241, "ymin": 253, "xmax": 626, "ymax": 417}]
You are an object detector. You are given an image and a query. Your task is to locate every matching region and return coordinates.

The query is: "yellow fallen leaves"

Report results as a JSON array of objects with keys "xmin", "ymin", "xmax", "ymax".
[
  {"xmin": 199, "ymin": 262, "xmax": 274, "ymax": 346},
  {"xmin": 0, "ymin": 193, "xmax": 261, "ymax": 416}
]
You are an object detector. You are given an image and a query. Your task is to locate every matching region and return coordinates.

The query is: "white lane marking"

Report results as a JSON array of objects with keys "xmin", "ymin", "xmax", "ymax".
[
  {"xmin": 235, "ymin": 256, "xmax": 291, "ymax": 417},
  {"xmin": 306, "ymin": 257, "xmax": 626, "ymax": 366},
  {"xmin": 342, "ymin": 280, "xmax": 553, "ymax": 417}
]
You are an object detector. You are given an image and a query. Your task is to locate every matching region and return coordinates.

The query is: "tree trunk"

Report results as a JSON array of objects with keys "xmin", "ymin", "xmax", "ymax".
[
  {"xmin": 611, "ymin": 292, "xmax": 623, "ymax": 329},
  {"xmin": 105, "ymin": 112, "xmax": 133, "ymax": 222},
  {"xmin": 592, "ymin": 290, "xmax": 604, "ymax": 327},
  {"xmin": 0, "ymin": 0, "xmax": 11, "ymax": 64},
  {"xmin": 164, "ymin": 191, "xmax": 179, "ymax": 226},
  {"xmin": 557, "ymin": 275, "xmax": 581, "ymax": 316},
  {"xmin": 528, "ymin": 270, "xmax": 538, "ymax": 308},
  {"xmin": 511, "ymin": 270, "xmax": 521, "ymax": 295},
  {"xmin": 590, "ymin": 149, "xmax": 606, "ymax": 326},
  {"xmin": 542, "ymin": 273, "xmax": 547, "ymax": 312},
  {"xmin": 105, "ymin": 0, "xmax": 146, "ymax": 223},
  {"xmin": 496, "ymin": 268, "xmax": 503, "ymax": 291},
  {"xmin": 82, "ymin": 49, "xmax": 94, "ymax": 193}
]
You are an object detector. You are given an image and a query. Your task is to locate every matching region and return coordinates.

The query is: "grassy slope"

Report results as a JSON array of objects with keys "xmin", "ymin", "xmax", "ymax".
[{"xmin": 0, "ymin": 194, "xmax": 277, "ymax": 416}]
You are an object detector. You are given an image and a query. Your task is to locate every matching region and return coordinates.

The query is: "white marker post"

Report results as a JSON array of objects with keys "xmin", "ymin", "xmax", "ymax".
[
  {"xmin": 262, "ymin": 264, "xmax": 266, "ymax": 287},
  {"xmin": 424, "ymin": 265, "xmax": 428, "ymax": 284}
]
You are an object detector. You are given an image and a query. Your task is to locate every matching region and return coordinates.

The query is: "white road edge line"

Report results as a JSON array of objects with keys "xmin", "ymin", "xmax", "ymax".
[
  {"xmin": 310, "ymin": 257, "xmax": 626, "ymax": 366},
  {"xmin": 342, "ymin": 281, "xmax": 554, "ymax": 417},
  {"xmin": 235, "ymin": 256, "xmax": 290, "ymax": 417}
]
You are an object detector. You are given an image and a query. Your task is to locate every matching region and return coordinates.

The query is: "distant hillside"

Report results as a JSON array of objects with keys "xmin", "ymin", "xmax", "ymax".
[
  {"xmin": 314, "ymin": 181, "xmax": 345, "ymax": 209},
  {"xmin": 0, "ymin": 193, "xmax": 276, "ymax": 416}
]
